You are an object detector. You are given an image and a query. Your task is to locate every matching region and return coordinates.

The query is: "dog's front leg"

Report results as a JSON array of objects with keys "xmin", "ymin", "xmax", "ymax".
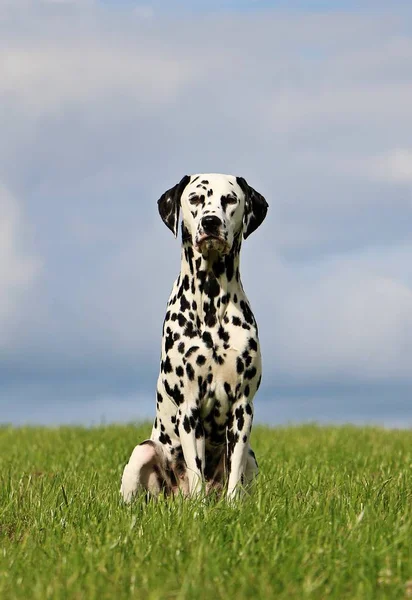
[
  {"xmin": 177, "ymin": 404, "xmax": 205, "ymax": 497},
  {"xmin": 226, "ymin": 398, "xmax": 254, "ymax": 500}
]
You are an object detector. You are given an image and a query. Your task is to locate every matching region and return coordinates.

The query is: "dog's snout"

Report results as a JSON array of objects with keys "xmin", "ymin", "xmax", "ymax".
[{"xmin": 201, "ymin": 215, "xmax": 222, "ymax": 234}]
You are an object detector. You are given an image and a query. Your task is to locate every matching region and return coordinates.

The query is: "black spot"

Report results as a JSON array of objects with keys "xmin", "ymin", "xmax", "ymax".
[
  {"xmin": 186, "ymin": 246, "xmax": 194, "ymax": 274},
  {"xmin": 185, "ymin": 346, "xmax": 200, "ymax": 358},
  {"xmin": 180, "ymin": 294, "xmax": 190, "ymax": 312},
  {"xmin": 196, "ymin": 354, "xmax": 206, "ymax": 366},
  {"xmin": 207, "ymin": 189, "xmax": 213, "ymax": 197},
  {"xmin": 207, "ymin": 373, "xmax": 213, "ymax": 384},
  {"xmin": 178, "ymin": 342, "xmax": 185, "ymax": 354},
  {"xmin": 195, "ymin": 456, "xmax": 202, "ymax": 470},
  {"xmin": 235, "ymin": 406, "xmax": 245, "ymax": 431},
  {"xmin": 202, "ymin": 331, "xmax": 213, "ymax": 348},
  {"xmin": 183, "ymin": 415, "xmax": 191, "ymax": 433},
  {"xmin": 159, "ymin": 431, "xmax": 172, "ymax": 445},
  {"xmin": 224, "ymin": 382, "xmax": 231, "ymax": 396},
  {"xmin": 249, "ymin": 338, "xmax": 258, "ymax": 352},
  {"xmin": 240, "ymin": 300, "xmax": 254, "ymax": 325},
  {"xmin": 178, "ymin": 314, "xmax": 187, "ymax": 327},
  {"xmin": 192, "ymin": 300, "xmax": 197, "ymax": 310},
  {"xmin": 186, "ymin": 363, "xmax": 195, "ymax": 381},
  {"xmin": 244, "ymin": 384, "xmax": 250, "ymax": 397},
  {"xmin": 204, "ymin": 311, "xmax": 217, "ymax": 328},
  {"xmin": 237, "ymin": 357, "xmax": 245, "ymax": 374},
  {"xmin": 245, "ymin": 366, "xmax": 257, "ymax": 380},
  {"xmin": 157, "ymin": 392, "xmax": 163, "ymax": 403},
  {"xmin": 165, "ymin": 332, "xmax": 175, "ymax": 351},
  {"xmin": 227, "ymin": 430, "xmax": 239, "ymax": 463},
  {"xmin": 204, "ymin": 275, "xmax": 220, "ymax": 298},
  {"xmin": 184, "ymin": 322, "xmax": 198, "ymax": 338},
  {"xmin": 243, "ymin": 435, "xmax": 247, "ymax": 443},
  {"xmin": 245, "ymin": 404, "xmax": 253, "ymax": 416},
  {"xmin": 232, "ymin": 316, "xmax": 241, "ymax": 327},
  {"xmin": 164, "ymin": 380, "xmax": 184, "ymax": 405},
  {"xmin": 234, "ymin": 294, "xmax": 238, "ymax": 303},
  {"xmin": 176, "ymin": 365, "xmax": 184, "ymax": 377},
  {"xmin": 218, "ymin": 325, "xmax": 230, "ymax": 343},
  {"xmin": 163, "ymin": 356, "xmax": 173, "ymax": 373}
]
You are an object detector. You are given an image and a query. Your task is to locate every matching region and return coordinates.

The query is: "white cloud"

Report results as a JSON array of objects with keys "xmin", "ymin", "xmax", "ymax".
[
  {"xmin": 0, "ymin": 45, "xmax": 194, "ymax": 117},
  {"xmin": 374, "ymin": 149, "xmax": 412, "ymax": 184},
  {"xmin": 243, "ymin": 242, "xmax": 412, "ymax": 383}
]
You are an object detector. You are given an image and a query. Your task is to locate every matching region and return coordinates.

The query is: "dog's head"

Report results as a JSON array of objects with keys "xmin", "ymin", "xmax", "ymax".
[{"xmin": 158, "ymin": 173, "xmax": 268, "ymax": 256}]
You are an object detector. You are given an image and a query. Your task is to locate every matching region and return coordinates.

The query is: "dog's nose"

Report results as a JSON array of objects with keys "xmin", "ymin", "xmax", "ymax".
[{"xmin": 201, "ymin": 215, "xmax": 222, "ymax": 234}]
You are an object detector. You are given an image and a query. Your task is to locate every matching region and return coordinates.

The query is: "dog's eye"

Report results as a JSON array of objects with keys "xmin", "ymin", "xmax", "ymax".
[
  {"xmin": 225, "ymin": 196, "xmax": 237, "ymax": 205},
  {"xmin": 189, "ymin": 197, "xmax": 201, "ymax": 205}
]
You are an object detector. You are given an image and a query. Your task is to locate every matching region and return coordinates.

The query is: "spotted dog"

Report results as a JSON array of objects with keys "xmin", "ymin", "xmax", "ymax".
[{"xmin": 121, "ymin": 173, "xmax": 268, "ymax": 501}]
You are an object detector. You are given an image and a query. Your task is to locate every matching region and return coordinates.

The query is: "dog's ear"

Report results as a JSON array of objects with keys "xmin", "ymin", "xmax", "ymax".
[
  {"xmin": 157, "ymin": 175, "xmax": 191, "ymax": 237},
  {"xmin": 236, "ymin": 176, "xmax": 268, "ymax": 239}
]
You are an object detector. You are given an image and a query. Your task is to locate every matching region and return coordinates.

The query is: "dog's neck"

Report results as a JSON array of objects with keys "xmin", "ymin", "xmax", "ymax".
[{"xmin": 179, "ymin": 225, "xmax": 242, "ymax": 328}]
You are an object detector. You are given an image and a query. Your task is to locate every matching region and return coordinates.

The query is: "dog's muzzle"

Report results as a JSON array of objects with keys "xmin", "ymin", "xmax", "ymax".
[{"xmin": 196, "ymin": 216, "xmax": 229, "ymax": 255}]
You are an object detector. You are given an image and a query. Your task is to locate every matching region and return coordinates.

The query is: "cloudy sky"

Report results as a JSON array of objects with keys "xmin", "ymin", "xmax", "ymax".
[{"xmin": 1, "ymin": 0, "xmax": 412, "ymax": 427}]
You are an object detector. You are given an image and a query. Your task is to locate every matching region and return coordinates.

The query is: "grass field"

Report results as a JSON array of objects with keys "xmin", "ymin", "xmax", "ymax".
[{"xmin": 1, "ymin": 424, "xmax": 411, "ymax": 599}]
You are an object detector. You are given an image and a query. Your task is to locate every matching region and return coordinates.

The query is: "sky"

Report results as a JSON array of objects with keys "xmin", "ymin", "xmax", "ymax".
[{"xmin": 1, "ymin": 0, "xmax": 412, "ymax": 427}]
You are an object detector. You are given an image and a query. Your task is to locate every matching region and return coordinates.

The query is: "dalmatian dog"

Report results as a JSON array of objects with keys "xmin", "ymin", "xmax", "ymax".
[{"xmin": 121, "ymin": 173, "xmax": 268, "ymax": 501}]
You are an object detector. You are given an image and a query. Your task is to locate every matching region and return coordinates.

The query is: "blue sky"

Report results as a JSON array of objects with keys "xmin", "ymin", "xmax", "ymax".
[
  {"xmin": 0, "ymin": 0, "xmax": 412, "ymax": 427},
  {"xmin": 99, "ymin": 0, "xmax": 411, "ymax": 13}
]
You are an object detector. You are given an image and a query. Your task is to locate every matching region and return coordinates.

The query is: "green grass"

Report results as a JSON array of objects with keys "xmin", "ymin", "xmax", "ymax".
[{"xmin": 1, "ymin": 424, "xmax": 412, "ymax": 599}]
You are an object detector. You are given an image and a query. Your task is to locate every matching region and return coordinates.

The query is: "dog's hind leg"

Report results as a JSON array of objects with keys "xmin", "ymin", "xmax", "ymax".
[{"xmin": 120, "ymin": 440, "xmax": 167, "ymax": 502}]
